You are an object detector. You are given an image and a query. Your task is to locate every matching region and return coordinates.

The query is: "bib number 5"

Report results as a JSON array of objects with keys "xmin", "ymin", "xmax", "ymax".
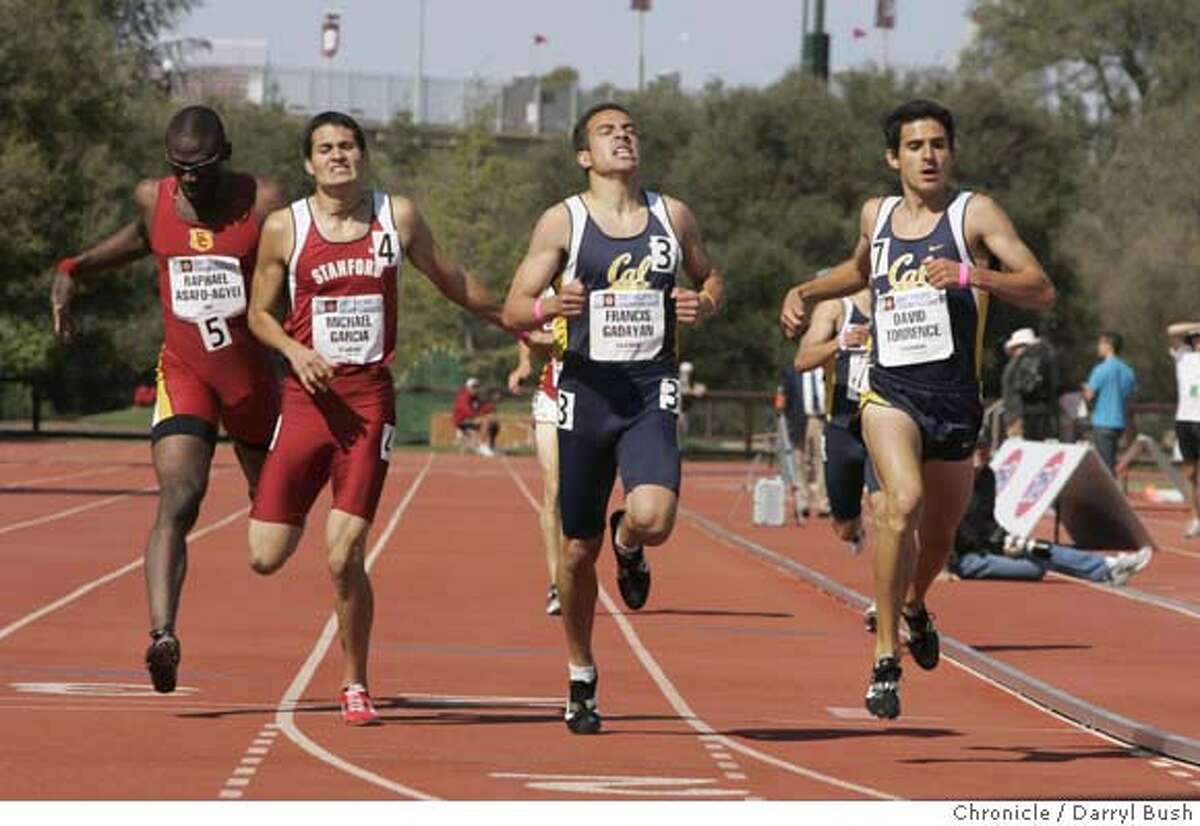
[{"xmin": 199, "ymin": 316, "xmax": 232, "ymax": 352}]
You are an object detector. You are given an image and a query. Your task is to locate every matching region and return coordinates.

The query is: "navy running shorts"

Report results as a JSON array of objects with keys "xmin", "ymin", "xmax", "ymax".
[
  {"xmin": 822, "ymin": 421, "xmax": 879, "ymax": 521},
  {"xmin": 556, "ymin": 359, "xmax": 681, "ymax": 539},
  {"xmin": 866, "ymin": 369, "xmax": 982, "ymax": 462},
  {"xmin": 1176, "ymin": 420, "xmax": 1200, "ymax": 462}
]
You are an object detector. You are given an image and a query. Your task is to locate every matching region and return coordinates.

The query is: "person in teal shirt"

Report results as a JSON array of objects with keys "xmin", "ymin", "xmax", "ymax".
[{"xmin": 1083, "ymin": 331, "xmax": 1136, "ymax": 471}]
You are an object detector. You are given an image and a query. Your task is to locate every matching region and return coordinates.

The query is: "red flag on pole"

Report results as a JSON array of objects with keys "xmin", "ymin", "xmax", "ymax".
[
  {"xmin": 852, "ymin": 27, "xmax": 868, "ymax": 39},
  {"xmin": 631, "ymin": 0, "xmax": 651, "ymax": 10},
  {"xmin": 875, "ymin": 0, "xmax": 896, "ymax": 29},
  {"xmin": 533, "ymin": 33, "xmax": 548, "ymax": 45},
  {"xmin": 320, "ymin": 11, "xmax": 341, "ymax": 58}
]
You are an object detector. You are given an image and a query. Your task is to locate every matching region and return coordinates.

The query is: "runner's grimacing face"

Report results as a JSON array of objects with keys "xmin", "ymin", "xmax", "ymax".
[
  {"xmin": 581, "ymin": 111, "xmax": 639, "ymax": 174},
  {"xmin": 166, "ymin": 136, "xmax": 224, "ymax": 201},
  {"xmin": 888, "ymin": 119, "xmax": 953, "ymax": 197},
  {"xmin": 306, "ymin": 124, "xmax": 365, "ymax": 187}
]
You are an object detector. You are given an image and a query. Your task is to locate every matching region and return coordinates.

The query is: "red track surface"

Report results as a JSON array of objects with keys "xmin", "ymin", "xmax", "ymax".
[{"xmin": 1, "ymin": 439, "xmax": 1198, "ymax": 800}]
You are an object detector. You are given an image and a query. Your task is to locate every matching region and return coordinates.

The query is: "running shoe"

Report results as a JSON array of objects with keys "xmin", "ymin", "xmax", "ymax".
[
  {"xmin": 610, "ymin": 509, "xmax": 650, "ymax": 610},
  {"xmin": 847, "ymin": 527, "xmax": 865, "ymax": 555},
  {"xmin": 564, "ymin": 677, "xmax": 601, "ymax": 734},
  {"xmin": 545, "ymin": 583, "xmax": 562, "ymax": 616},
  {"xmin": 902, "ymin": 605, "xmax": 940, "ymax": 670},
  {"xmin": 1108, "ymin": 546, "xmax": 1153, "ymax": 586},
  {"xmin": 340, "ymin": 684, "xmax": 381, "ymax": 726},
  {"xmin": 1185, "ymin": 519, "xmax": 1200, "ymax": 539},
  {"xmin": 863, "ymin": 601, "xmax": 877, "ymax": 633},
  {"xmin": 145, "ymin": 628, "xmax": 181, "ymax": 694},
  {"xmin": 864, "ymin": 656, "xmax": 902, "ymax": 720}
]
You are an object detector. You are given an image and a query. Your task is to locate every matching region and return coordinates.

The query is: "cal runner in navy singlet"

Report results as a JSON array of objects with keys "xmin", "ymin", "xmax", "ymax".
[
  {"xmin": 503, "ymin": 103, "xmax": 724, "ymax": 735},
  {"xmin": 779, "ymin": 100, "xmax": 1055, "ymax": 721}
]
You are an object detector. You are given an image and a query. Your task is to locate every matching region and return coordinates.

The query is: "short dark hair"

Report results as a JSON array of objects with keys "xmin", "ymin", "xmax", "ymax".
[
  {"xmin": 884, "ymin": 99, "xmax": 955, "ymax": 153},
  {"xmin": 303, "ymin": 111, "xmax": 367, "ymax": 158},
  {"xmin": 571, "ymin": 102, "xmax": 633, "ymax": 152},
  {"xmin": 1101, "ymin": 331, "xmax": 1124, "ymax": 354},
  {"xmin": 165, "ymin": 105, "xmax": 230, "ymax": 158}
]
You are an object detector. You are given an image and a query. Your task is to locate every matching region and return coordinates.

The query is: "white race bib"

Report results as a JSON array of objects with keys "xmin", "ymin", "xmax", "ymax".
[
  {"xmin": 875, "ymin": 287, "xmax": 954, "ymax": 367},
  {"xmin": 311, "ymin": 294, "xmax": 384, "ymax": 365},
  {"xmin": 168, "ymin": 256, "xmax": 246, "ymax": 321},
  {"xmin": 588, "ymin": 289, "xmax": 665, "ymax": 362},
  {"xmin": 846, "ymin": 351, "xmax": 869, "ymax": 401}
]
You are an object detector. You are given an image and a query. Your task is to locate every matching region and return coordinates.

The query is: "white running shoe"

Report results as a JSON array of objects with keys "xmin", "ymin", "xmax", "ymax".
[
  {"xmin": 1108, "ymin": 547, "xmax": 1152, "ymax": 587},
  {"xmin": 1185, "ymin": 519, "xmax": 1200, "ymax": 539},
  {"xmin": 477, "ymin": 444, "xmax": 496, "ymax": 458}
]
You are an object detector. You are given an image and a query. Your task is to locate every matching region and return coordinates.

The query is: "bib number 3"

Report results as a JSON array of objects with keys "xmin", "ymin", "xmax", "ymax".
[
  {"xmin": 557, "ymin": 389, "xmax": 576, "ymax": 431},
  {"xmin": 659, "ymin": 378, "xmax": 680, "ymax": 414},
  {"xmin": 199, "ymin": 316, "xmax": 232, "ymax": 352}
]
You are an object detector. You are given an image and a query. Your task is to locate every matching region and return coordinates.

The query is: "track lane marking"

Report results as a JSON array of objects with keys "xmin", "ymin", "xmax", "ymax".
[
  {"xmin": 0, "ymin": 505, "xmax": 249, "ymax": 643},
  {"xmin": 232, "ymin": 453, "xmax": 438, "ymax": 801},
  {"xmin": 501, "ymin": 457, "xmax": 896, "ymax": 800}
]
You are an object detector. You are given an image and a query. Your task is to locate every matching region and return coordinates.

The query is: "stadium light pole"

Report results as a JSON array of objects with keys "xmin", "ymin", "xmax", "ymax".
[
  {"xmin": 414, "ymin": 0, "xmax": 426, "ymax": 124},
  {"xmin": 632, "ymin": 0, "xmax": 651, "ymax": 92}
]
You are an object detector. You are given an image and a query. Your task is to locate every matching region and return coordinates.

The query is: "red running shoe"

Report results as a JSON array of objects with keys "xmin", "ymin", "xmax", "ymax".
[{"xmin": 340, "ymin": 684, "xmax": 381, "ymax": 726}]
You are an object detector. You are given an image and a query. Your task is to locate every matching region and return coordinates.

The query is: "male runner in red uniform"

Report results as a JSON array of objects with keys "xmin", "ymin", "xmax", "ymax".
[
  {"xmin": 246, "ymin": 111, "xmax": 506, "ymax": 725},
  {"xmin": 49, "ymin": 106, "xmax": 284, "ymax": 693}
]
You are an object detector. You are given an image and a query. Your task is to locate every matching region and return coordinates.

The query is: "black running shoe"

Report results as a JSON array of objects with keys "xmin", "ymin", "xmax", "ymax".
[
  {"xmin": 903, "ymin": 605, "xmax": 940, "ymax": 670},
  {"xmin": 145, "ymin": 628, "xmax": 181, "ymax": 694},
  {"xmin": 609, "ymin": 509, "xmax": 650, "ymax": 610},
  {"xmin": 564, "ymin": 678, "xmax": 601, "ymax": 734},
  {"xmin": 864, "ymin": 656, "xmax": 902, "ymax": 719}
]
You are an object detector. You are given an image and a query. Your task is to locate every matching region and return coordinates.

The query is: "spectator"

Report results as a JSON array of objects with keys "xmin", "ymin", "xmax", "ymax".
[
  {"xmin": 452, "ymin": 377, "xmax": 500, "ymax": 457},
  {"xmin": 1001, "ymin": 327, "xmax": 1059, "ymax": 441},
  {"xmin": 951, "ymin": 439, "xmax": 1152, "ymax": 584},
  {"xmin": 1082, "ymin": 331, "xmax": 1137, "ymax": 472},
  {"xmin": 780, "ymin": 363, "xmax": 829, "ymax": 518},
  {"xmin": 1166, "ymin": 322, "xmax": 1200, "ymax": 537}
]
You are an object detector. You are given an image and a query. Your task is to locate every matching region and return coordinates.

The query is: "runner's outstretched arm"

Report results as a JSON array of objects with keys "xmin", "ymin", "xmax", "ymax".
[
  {"xmin": 924, "ymin": 195, "xmax": 1054, "ymax": 311},
  {"xmin": 247, "ymin": 208, "xmax": 335, "ymax": 394},
  {"xmin": 666, "ymin": 197, "xmax": 722, "ymax": 325},
  {"xmin": 50, "ymin": 179, "xmax": 158, "ymax": 341},
  {"xmin": 502, "ymin": 205, "xmax": 576, "ymax": 331},
  {"xmin": 780, "ymin": 198, "xmax": 879, "ymax": 340},
  {"xmin": 392, "ymin": 195, "xmax": 507, "ymax": 330}
]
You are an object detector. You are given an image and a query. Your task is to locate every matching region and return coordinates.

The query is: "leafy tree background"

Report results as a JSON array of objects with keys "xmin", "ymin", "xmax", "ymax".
[{"xmin": 2, "ymin": 0, "xmax": 1197, "ymax": 421}]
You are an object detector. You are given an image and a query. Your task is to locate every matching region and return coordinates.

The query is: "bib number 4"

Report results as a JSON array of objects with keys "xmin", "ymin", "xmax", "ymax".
[{"xmin": 199, "ymin": 316, "xmax": 232, "ymax": 352}]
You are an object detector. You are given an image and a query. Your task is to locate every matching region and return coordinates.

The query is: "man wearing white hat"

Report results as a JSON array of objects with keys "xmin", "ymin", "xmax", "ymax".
[{"xmin": 1001, "ymin": 327, "xmax": 1058, "ymax": 441}]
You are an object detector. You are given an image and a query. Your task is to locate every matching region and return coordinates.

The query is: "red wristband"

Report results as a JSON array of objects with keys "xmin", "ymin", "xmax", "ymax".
[
  {"xmin": 958, "ymin": 262, "xmax": 971, "ymax": 289},
  {"xmin": 533, "ymin": 296, "xmax": 546, "ymax": 324},
  {"xmin": 56, "ymin": 257, "xmax": 79, "ymax": 277}
]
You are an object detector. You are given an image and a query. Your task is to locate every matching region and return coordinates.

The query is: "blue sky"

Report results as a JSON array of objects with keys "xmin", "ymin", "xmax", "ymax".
[{"xmin": 170, "ymin": 0, "xmax": 977, "ymax": 89}]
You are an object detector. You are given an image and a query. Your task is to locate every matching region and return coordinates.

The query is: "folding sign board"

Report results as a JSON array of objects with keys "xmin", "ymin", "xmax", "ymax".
[{"xmin": 991, "ymin": 439, "xmax": 1154, "ymax": 551}]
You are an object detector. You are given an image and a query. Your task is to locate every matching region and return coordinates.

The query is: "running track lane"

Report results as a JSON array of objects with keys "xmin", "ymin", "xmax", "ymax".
[{"xmin": 0, "ymin": 445, "xmax": 1195, "ymax": 798}]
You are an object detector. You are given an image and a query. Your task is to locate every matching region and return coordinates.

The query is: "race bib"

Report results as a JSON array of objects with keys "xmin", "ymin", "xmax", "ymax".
[
  {"xmin": 168, "ymin": 256, "xmax": 246, "ymax": 321},
  {"xmin": 846, "ymin": 352, "xmax": 869, "ymax": 401},
  {"xmin": 311, "ymin": 294, "xmax": 384, "ymax": 365},
  {"xmin": 875, "ymin": 287, "xmax": 954, "ymax": 367},
  {"xmin": 588, "ymin": 289, "xmax": 665, "ymax": 362}
]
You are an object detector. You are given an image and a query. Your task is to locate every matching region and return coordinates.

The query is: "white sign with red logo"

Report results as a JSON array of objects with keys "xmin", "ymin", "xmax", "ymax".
[{"xmin": 991, "ymin": 438, "xmax": 1154, "ymax": 551}]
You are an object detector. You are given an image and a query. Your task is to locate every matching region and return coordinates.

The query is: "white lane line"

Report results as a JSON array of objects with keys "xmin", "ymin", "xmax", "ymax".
[
  {"xmin": 502, "ymin": 458, "xmax": 897, "ymax": 801},
  {"xmin": 0, "ymin": 465, "xmax": 127, "ymax": 489},
  {"xmin": 257, "ymin": 453, "xmax": 438, "ymax": 801},
  {"xmin": 0, "ymin": 506, "xmax": 249, "ymax": 643},
  {"xmin": 1041, "ymin": 570, "xmax": 1200, "ymax": 621},
  {"xmin": 0, "ymin": 487, "xmax": 153, "ymax": 536}
]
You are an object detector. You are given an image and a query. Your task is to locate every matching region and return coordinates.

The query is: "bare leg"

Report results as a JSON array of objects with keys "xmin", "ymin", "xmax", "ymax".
[
  {"xmin": 144, "ymin": 433, "xmax": 214, "ymax": 633},
  {"xmin": 617, "ymin": 483, "xmax": 678, "ymax": 549},
  {"xmin": 535, "ymin": 420, "xmax": 563, "ymax": 585},
  {"xmin": 559, "ymin": 536, "xmax": 602, "ymax": 667},
  {"xmin": 907, "ymin": 459, "xmax": 974, "ymax": 610},
  {"xmin": 325, "ymin": 509, "xmax": 374, "ymax": 688},
  {"xmin": 861, "ymin": 405, "xmax": 924, "ymax": 663}
]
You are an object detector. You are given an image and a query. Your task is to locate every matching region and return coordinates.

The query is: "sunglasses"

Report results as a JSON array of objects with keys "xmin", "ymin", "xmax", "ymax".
[{"xmin": 166, "ymin": 151, "xmax": 223, "ymax": 175}]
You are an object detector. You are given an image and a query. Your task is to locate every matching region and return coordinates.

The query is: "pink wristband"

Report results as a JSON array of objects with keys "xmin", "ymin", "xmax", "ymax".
[
  {"xmin": 533, "ymin": 295, "xmax": 546, "ymax": 324},
  {"xmin": 958, "ymin": 263, "xmax": 971, "ymax": 289}
]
